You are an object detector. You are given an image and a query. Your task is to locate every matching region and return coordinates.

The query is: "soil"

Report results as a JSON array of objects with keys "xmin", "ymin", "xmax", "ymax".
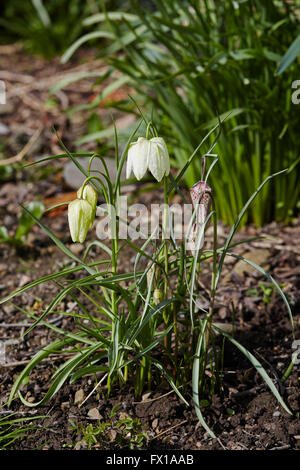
[{"xmin": 0, "ymin": 46, "xmax": 299, "ymax": 452}]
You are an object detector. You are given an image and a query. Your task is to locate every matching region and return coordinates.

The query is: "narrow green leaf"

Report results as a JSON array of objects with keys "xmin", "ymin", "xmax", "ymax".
[
  {"xmin": 225, "ymin": 251, "xmax": 294, "ymax": 336},
  {"xmin": 61, "ymin": 31, "xmax": 114, "ymax": 64},
  {"xmin": 49, "ymin": 72, "xmax": 107, "ymax": 93},
  {"xmin": 83, "ymin": 11, "xmax": 139, "ymax": 26},
  {"xmin": 153, "ymin": 360, "xmax": 189, "ymax": 407},
  {"xmin": 18, "ymin": 204, "xmax": 96, "ymax": 276},
  {"xmin": 192, "ymin": 318, "xmax": 216, "ymax": 438},
  {"xmin": 17, "ymin": 342, "xmax": 102, "ymax": 407},
  {"xmin": 276, "ymin": 34, "xmax": 300, "ymax": 75},
  {"xmin": 212, "ymin": 325, "xmax": 292, "ymax": 415},
  {"xmin": 8, "ymin": 337, "xmax": 75, "ymax": 406},
  {"xmin": 215, "ymin": 169, "xmax": 288, "ymax": 291}
]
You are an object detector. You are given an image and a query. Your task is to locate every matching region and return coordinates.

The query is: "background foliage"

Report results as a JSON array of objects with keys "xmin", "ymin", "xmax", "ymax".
[
  {"xmin": 67, "ymin": 0, "xmax": 300, "ymax": 226},
  {"xmin": 1, "ymin": 1, "xmax": 300, "ymax": 225},
  {"xmin": 0, "ymin": 0, "xmax": 127, "ymax": 58}
]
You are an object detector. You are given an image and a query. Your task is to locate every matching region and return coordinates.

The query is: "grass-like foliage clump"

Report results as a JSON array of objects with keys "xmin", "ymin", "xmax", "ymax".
[{"xmin": 1, "ymin": 116, "xmax": 295, "ymax": 438}]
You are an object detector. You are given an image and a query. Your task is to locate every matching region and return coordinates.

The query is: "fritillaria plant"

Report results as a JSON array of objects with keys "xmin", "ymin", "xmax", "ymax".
[{"xmin": 1, "ymin": 118, "xmax": 294, "ymax": 440}]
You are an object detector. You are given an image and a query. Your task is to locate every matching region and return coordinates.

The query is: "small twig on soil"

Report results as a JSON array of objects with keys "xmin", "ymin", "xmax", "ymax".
[
  {"xmin": 79, "ymin": 372, "xmax": 108, "ymax": 408},
  {"xmin": 197, "ymin": 279, "xmax": 211, "ymax": 298},
  {"xmin": 150, "ymin": 419, "xmax": 188, "ymax": 441},
  {"xmin": 231, "ymin": 384, "xmax": 265, "ymax": 398},
  {"xmin": 18, "ymin": 93, "xmax": 46, "ymax": 112},
  {"xmin": 133, "ymin": 388, "xmax": 177, "ymax": 405},
  {"xmin": 242, "ymin": 429, "xmax": 261, "ymax": 439},
  {"xmin": 0, "ymin": 360, "xmax": 30, "ymax": 367},
  {"xmin": 35, "ymin": 424, "xmax": 60, "ymax": 434},
  {"xmin": 0, "ymin": 70, "xmax": 33, "ymax": 84},
  {"xmin": 216, "ymin": 437, "xmax": 227, "ymax": 450},
  {"xmin": 270, "ymin": 444, "xmax": 290, "ymax": 450},
  {"xmin": 132, "ymin": 383, "xmax": 189, "ymax": 405},
  {"xmin": 0, "ymin": 125, "xmax": 43, "ymax": 166},
  {"xmin": 234, "ymin": 442, "xmax": 249, "ymax": 450},
  {"xmin": 53, "ymin": 90, "xmax": 69, "ymax": 110},
  {"xmin": 0, "ymin": 410, "xmax": 38, "ymax": 416}
]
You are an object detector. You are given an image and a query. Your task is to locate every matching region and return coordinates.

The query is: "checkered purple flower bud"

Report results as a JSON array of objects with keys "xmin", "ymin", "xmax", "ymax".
[
  {"xmin": 190, "ymin": 181, "xmax": 212, "ymax": 223},
  {"xmin": 188, "ymin": 181, "xmax": 212, "ymax": 252}
]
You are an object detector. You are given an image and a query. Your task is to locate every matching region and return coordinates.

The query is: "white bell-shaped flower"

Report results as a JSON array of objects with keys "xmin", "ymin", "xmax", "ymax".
[
  {"xmin": 126, "ymin": 137, "xmax": 170, "ymax": 182},
  {"xmin": 68, "ymin": 199, "xmax": 94, "ymax": 243}
]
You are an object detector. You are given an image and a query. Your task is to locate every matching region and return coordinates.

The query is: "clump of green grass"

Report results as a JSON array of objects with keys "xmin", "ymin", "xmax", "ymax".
[
  {"xmin": 0, "ymin": 0, "xmax": 109, "ymax": 58},
  {"xmin": 0, "ymin": 408, "xmax": 44, "ymax": 450}
]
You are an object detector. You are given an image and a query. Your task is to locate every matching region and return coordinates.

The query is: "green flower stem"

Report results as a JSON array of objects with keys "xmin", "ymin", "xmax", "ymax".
[
  {"xmin": 78, "ymin": 175, "xmax": 110, "ymax": 205},
  {"xmin": 205, "ymin": 196, "xmax": 218, "ymax": 356},
  {"xmin": 146, "ymin": 122, "xmax": 152, "ymax": 140},
  {"xmin": 111, "ymin": 186, "xmax": 119, "ymax": 367},
  {"xmin": 44, "ymin": 201, "xmax": 72, "ymax": 213},
  {"xmin": 173, "ymin": 243, "xmax": 185, "ymax": 364},
  {"xmin": 90, "ymin": 157, "xmax": 118, "ymax": 394},
  {"xmin": 162, "ymin": 176, "xmax": 172, "ymax": 353}
]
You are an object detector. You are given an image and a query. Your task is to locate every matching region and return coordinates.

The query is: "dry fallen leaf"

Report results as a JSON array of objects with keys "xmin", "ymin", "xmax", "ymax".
[{"xmin": 44, "ymin": 191, "xmax": 77, "ymax": 217}]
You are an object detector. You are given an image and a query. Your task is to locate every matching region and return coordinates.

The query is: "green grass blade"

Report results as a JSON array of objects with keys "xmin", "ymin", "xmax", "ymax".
[
  {"xmin": 83, "ymin": 12, "xmax": 139, "ymax": 26},
  {"xmin": 215, "ymin": 169, "xmax": 288, "ymax": 291},
  {"xmin": 17, "ymin": 342, "xmax": 103, "ymax": 407},
  {"xmin": 7, "ymin": 337, "xmax": 75, "ymax": 406},
  {"xmin": 212, "ymin": 325, "xmax": 292, "ymax": 415},
  {"xmin": 192, "ymin": 318, "xmax": 216, "ymax": 438},
  {"xmin": 225, "ymin": 251, "xmax": 294, "ymax": 336},
  {"xmin": 23, "ymin": 153, "xmax": 93, "ymax": 168},
  {"xmin": 152, "ymin": 360, "xmax": 189, "ymax": 407},
  {"xmin": 61, "ymin": 31, "xmax": 114, "ymax": 63},
  {"xmin": 18, "ymin": 204, "xmax": 96, "ymax": 275},
  {"xmin": 0, "ymin": 261, "xmax": 107, "ymax": 306},
  {"xmin": 276, "ymin": 34, "xmax": 300, "ymax": 75}
]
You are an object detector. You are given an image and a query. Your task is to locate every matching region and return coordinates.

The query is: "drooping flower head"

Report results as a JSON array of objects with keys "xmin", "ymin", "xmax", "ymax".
[
  {"xmin": 126, "ymin": 136, "xmax": 170, "ymax": 182},
  {"xmin": 188, "ymin": 181, "xmax": 212, "ymax": 252},
  {"xmin": 68, "ymin": 199, "xmax": 94, "ymax": 243},
  {"xmin": 190, "ymin": 181, "xmax": 212, "ymax": 224}
]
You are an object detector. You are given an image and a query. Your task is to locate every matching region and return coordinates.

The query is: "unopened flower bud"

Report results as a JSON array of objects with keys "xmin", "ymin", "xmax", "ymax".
[
  {"xmin": 190, "ymin": 181, "xmax": 212, "ymax": 223},
  {"xmin": 77, "ymin": 183, "xmax": 97, "ymax": 226},
  {"xmin": 68, "ymin": 199, "xmax": 94, "ymax": 243},
  {"xmin": 153, "ymin": 288, "xmax": 162, "ymax": 305},
  {"xmin": 188, "ymin": 181, "xmax": 212, "ymax": 252}
]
